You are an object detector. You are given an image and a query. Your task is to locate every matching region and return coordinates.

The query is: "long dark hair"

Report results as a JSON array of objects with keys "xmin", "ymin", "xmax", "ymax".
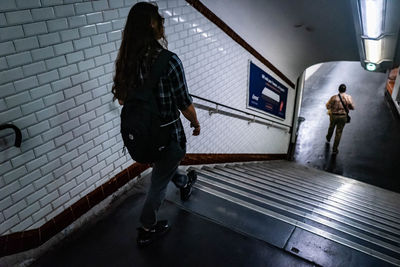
[{"xmin": 112, "ymin": 2, "xmax": 167, "ymax": 102}]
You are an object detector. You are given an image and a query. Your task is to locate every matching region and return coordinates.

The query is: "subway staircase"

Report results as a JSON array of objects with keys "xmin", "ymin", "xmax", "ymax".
[{"xmin": 166, "ymin": 160, "xmax": 400, "ymax": 267}]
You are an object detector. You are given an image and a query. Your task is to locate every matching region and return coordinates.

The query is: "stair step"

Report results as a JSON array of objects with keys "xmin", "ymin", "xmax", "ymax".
[{"xmin": 166, "ymin": 161, "xmax": 400, "ymax": 266}]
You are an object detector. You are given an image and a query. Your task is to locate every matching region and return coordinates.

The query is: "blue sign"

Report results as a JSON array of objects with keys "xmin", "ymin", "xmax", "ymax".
[{"xmin": 248, "ymin": 61, "xmax": 288, "ymax": 119}]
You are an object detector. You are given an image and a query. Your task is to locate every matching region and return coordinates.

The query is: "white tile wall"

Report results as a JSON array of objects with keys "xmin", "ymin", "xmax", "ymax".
[{"xmin": 0, "ymin": 0, "xmax": 294, "ymax": 235}]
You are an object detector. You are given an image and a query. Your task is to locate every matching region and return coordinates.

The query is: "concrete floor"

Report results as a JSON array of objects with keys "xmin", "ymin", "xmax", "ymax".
[
  {"xmin": 295, "ymin": 61, "xmax": 400, "ymax": 193},
  {"xmin": 31, "ymin": 181, "xmax": 315, "ymax": 267}
]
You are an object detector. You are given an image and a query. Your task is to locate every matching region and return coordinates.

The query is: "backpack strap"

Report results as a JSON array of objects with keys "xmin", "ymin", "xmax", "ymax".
[
  {"xmin": 148, "ymin": 49, "xmax": 174, "ymax": 94},
  {"xmin": 126, "ymin": 49, "xmax": 174, "ymax": 106}
]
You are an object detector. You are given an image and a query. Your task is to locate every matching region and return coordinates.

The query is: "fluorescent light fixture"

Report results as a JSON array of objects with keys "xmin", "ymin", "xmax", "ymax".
[
  {"xmin": 359, "ymin": 0, "xmax": 385, "ymax": 38},
  {"xmin": 366, "ymin": 63, "xmax": 377, "ymax": 71},
  {"xmin": 364, "ymin": 38, "xmax": 383, "ymax": 63}
]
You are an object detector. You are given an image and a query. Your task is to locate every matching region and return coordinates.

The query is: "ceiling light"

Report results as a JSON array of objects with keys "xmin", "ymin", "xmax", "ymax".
[
  {"xmin": 353, "ymin": 0, "xmax": 400, "ymax": 72},
  {"xmin": 359, "ymin": 0, "xmax": 385, "ymax": 38},
  {"xmin": 366, "ymin": 63, "xmax": 377, "ymax": 71},
  {"xmin": 364, "ymin": 38, "xmax": 383, "ymax": 63}
]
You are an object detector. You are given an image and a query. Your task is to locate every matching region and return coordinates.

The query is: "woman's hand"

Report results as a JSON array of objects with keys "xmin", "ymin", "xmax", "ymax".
[{"xmin": 190, "ymin": 122, "xmax": 200, "ymax": 136}]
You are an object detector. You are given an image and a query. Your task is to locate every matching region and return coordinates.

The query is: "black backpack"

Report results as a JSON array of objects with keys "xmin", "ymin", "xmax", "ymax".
[{"xmin": 120, "ymin": 49, "xmax": 175, "ymax": 164}]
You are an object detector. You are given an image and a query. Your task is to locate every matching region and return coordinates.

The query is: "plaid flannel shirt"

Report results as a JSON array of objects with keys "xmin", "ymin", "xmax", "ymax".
[{"xmin": 137, "ymin": 48, "xmax": 193, "ymax": 146}]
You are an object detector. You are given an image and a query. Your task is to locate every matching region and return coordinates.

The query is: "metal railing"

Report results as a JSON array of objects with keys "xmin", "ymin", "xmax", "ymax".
[
  {"xmin": 0, "ymin": 124, "xmax": 22, "ymax": 147},
  {"xmin": 190, "ymin": 94, "xmax": 292, "ymax": 132}
]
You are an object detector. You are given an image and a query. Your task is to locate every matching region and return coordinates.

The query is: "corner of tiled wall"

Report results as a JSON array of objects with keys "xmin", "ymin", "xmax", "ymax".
[{"xmin": 0, "ymin": 0, "xmax": 293, "ymax": 235}]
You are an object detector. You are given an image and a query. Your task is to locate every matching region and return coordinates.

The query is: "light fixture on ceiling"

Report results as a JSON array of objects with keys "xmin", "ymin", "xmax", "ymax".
[
  {"xmin": 359, "ymin": 0, "xmax": 385, "ymax": 39},
  {"xmin": 353, "ymin": 0, "xmax": 400, "ymax": 72},
  {"xmin": 358, "ymin": 0, "xmax": 386, "ymax": 71},
  {"xmin": 363, "ymin": 38, "xmax": 383, "ymax": 63},
  {"xmin": 366, "ymin": 62, "xmax": 377, "ymax": 71},
  {"xmin": 355, "ymin": 0, "xmax": 400, "ymax": 73}
]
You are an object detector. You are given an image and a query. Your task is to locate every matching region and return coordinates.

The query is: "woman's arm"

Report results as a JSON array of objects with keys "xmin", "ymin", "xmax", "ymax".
[{"xmin": 181, "ymin": 103, "xmax": 200, "ymax": 136}]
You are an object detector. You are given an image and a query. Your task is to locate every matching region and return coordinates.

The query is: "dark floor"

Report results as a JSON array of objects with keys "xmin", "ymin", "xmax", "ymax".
[
  {"xmin": 31, "ymin": 183, "xmax": 315, "ymax": 267},
  {"xmin": 295, "ymin": 62, "xmax": 400, "ymax": 193}
]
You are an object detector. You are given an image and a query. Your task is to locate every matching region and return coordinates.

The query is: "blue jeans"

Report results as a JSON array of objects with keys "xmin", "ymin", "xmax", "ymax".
[{"xmin": 139, "ymin": 140, "xmax": 188, "ymax": 228}]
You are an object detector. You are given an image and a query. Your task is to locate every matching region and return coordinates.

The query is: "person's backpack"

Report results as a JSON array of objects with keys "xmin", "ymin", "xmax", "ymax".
[{"xmin": 120, "ymin": 49, "xmax": 175, "ymax": 164}]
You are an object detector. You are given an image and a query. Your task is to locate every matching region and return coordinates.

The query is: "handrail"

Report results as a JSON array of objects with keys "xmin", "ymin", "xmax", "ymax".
[
  {"xmin": 0, "ymin": 123, "xmax": 22, "ymax": 147},
  {"xmin": 190, "ymin": 94, "xmax": 292, "ymax": 131}
]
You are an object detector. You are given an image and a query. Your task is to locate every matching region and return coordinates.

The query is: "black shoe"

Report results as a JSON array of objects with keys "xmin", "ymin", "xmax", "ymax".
[
  {"xmin": 136, "ymin": 220, "xmax": 170, "ymax": 248},
  {"xmin": 180, "ymin": 170, "xmax": 197, "ymax": 201}
]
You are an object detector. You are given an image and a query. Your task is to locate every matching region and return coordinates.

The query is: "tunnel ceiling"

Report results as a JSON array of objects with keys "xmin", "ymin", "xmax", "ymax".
[{"xmin": 201, "ymin": 0, "xmax": 360, "ymax": 83}]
